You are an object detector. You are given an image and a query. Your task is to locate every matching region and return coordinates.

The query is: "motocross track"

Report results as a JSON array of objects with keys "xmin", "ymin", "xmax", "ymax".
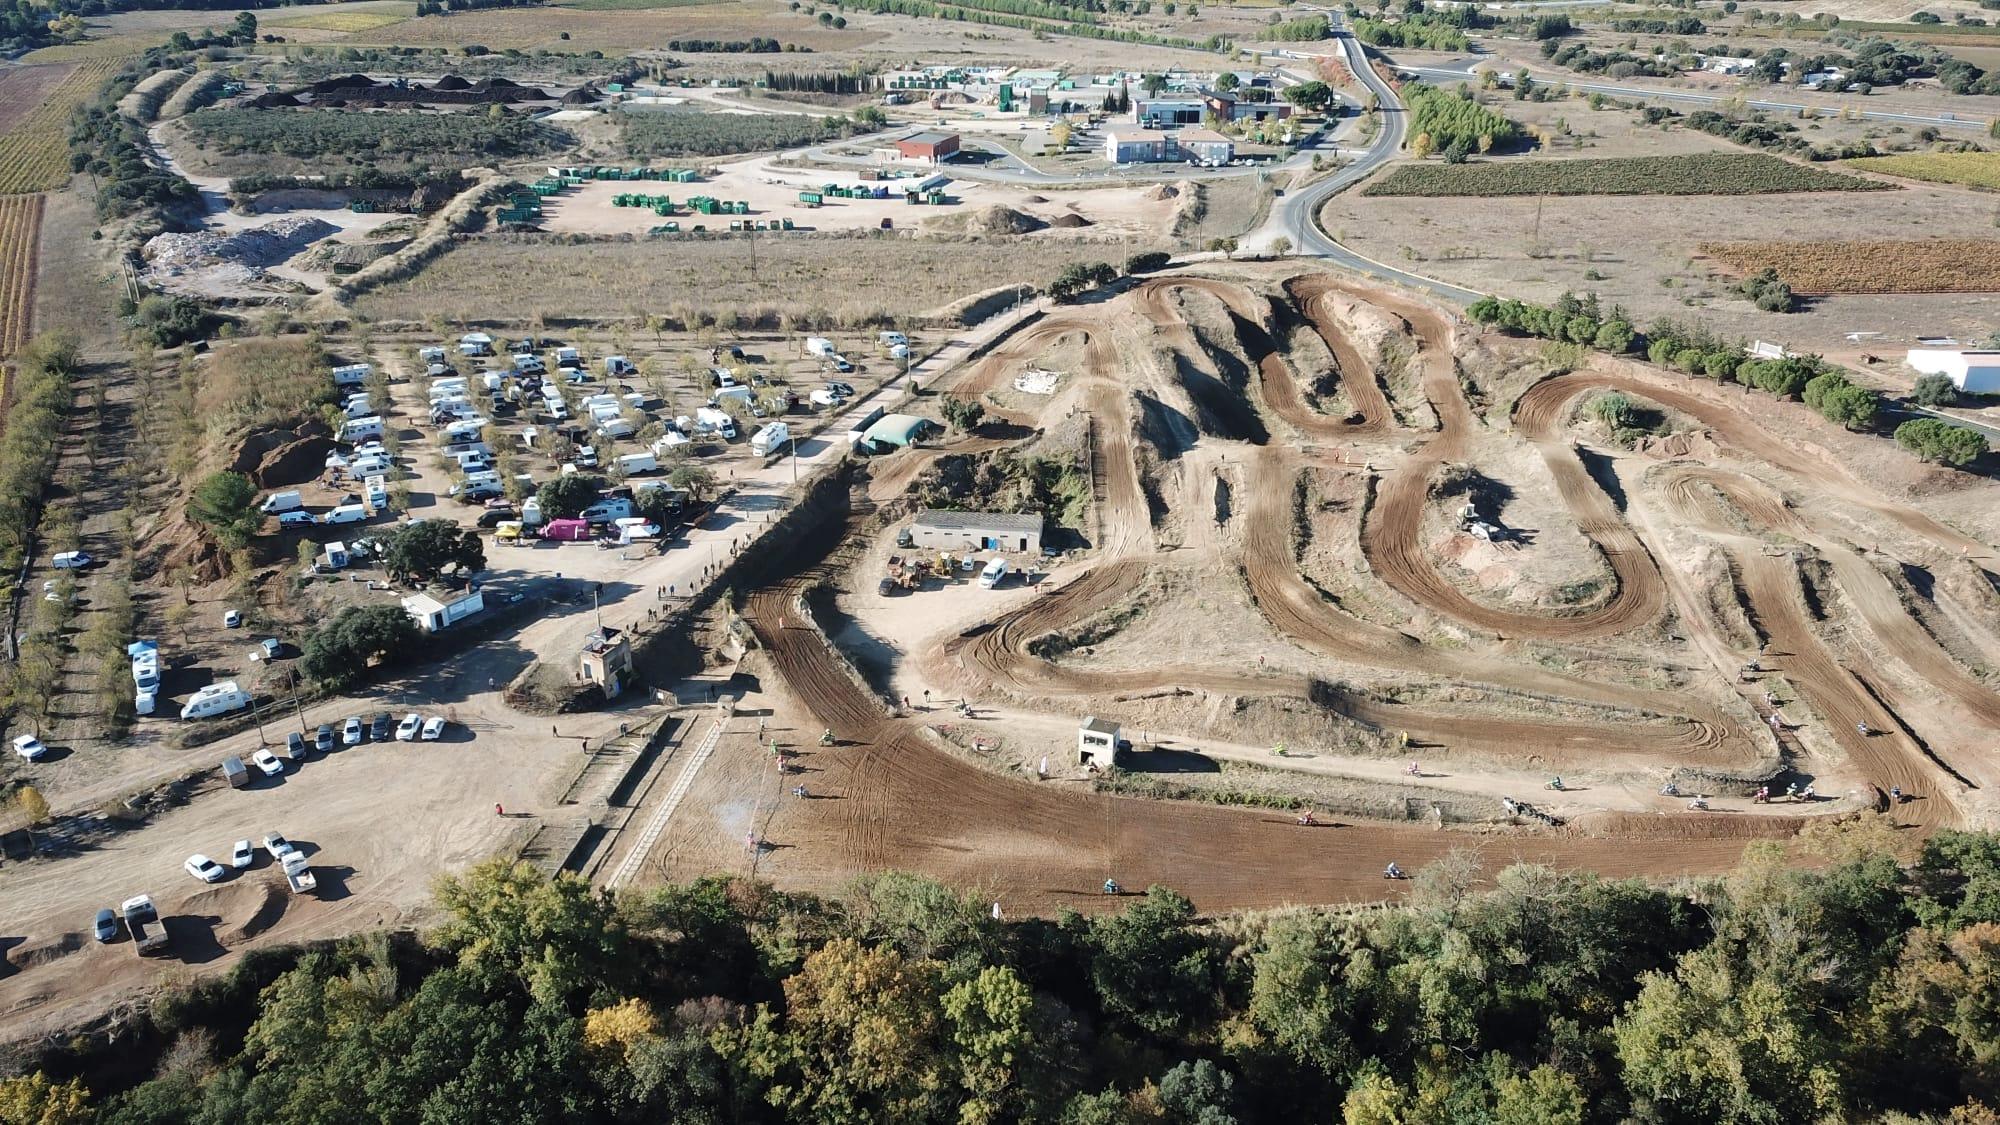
[{"xmin": 700, "ymin": 269, "xmax": 1998, "ymax": 908}]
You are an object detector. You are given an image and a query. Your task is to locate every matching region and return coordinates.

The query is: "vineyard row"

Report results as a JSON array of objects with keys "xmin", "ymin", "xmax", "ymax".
[
  {"xmin": 0, "ymin": 56, "xmax": 123, "ymax": 196},
  {"xmin": 0, "ymin": 193, "xmax": 44, "ymax": 357}
]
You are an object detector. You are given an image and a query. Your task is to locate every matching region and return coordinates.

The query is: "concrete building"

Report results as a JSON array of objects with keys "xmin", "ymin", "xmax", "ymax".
[
  {"xmin": 908, "ymin": 509, "xmax": 1044, "ymax": 554},
  {"xmin": 1134, "ymin": 96, "xmax": 1204, "ymax": 127},
  {"xmin": 1078, "ymin": 716, "xmax": 1120, "ymax": 768},
  {"xmin": 1173, "ymin": 126, "xmax": 1234, "ymax": 165},
  {"xmin": 1105, "ymin": 129, "xmax": 1174, "ymax": 164},
  {"xmin": 894, "ymin": 130, "xmax": 961, "ymax": 164},
  {"xmin": 402, "ymin": 588, "xmax": 485, "ymax": 633},
  {"xmin": 579, "ymin": 626, "xmax": 635, "ymax": 699},
  {"xmin": 1202, "ymin": 89, "xmax": 1291, "ymax": 123},
  {"xmin": 1909, "ymin": 348, "xmax": 2000, "ymax": 393}
]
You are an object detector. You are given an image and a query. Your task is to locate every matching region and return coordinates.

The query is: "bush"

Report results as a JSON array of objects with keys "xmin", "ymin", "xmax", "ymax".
[
  {"xmin": 1124, "ymin": 250, "xmax": 1171, "ymax": 275},
  {"xmin": 1913, "ymin": 373, "xmax": 1959, "ymax": 407},
  {"xmin": 188, "ymin": 471, "xmax": 263, "ymax": 549},
  {"xmin": 131, "ymin": 295, "xmax": 212, "ymax": 348},
  {"xmin": 301, "ymin": 604, "xmax": 423, "ymax": 688},
  {"xmin": 1737, "ymin": 267, "xmax": 1799, "ymax": 313},
  {"xmin": 183, "ymin": 108, "xmax": 569, "ymax": 164},
  {"xmin": 1896, "ymin": 418, "xmax": 1987, "ymax": 465},
  {"xmin": 619, "ymin": 110, "xmax": 867, "ymax": 157}
]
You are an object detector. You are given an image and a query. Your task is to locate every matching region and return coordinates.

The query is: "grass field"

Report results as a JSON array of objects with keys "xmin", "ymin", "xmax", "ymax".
[
  {"xmin": 0, "ymin": 57, "xmax": 123, "ymax": 195},
  {"xmin": 1362, "ymin": 153, "xmax": 1889, "ymax": 197},
  {"xmin": 1698, "ymin": 238, "xmax": 2000, "ymax": 294},
  {"xmin": 554, "ymin": 0, "xmax": 733, "ymax": 9},
  {"xmin": 1844, "ymin": 152, "xmax": 2000, "ymax": 189},
  {"xmin": 17, "ymin": 35, "xmax": 159, "ymax": 63},
  {"xmin": 267, "ymin": 7, "xmax": 415, "ymax": 31},
  {"xmin": 354, "ymin": 232, "xmax": 1141, "ymax": 325},
  {"xmin": 0, "ymin": 194, "xmax": 45, "ymax": 357}
]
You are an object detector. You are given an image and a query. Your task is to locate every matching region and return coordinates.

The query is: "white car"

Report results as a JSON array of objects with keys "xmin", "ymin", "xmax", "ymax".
[
  {"xmin": 223, "ymin": 609, "xmax": 242, "ymax": 628},
  {"xmin": 262, "ymin": 831, "xmax": 294, "ymax": 859},
  {"xmin": 251, "ymin": 748, "xmax": 285, "ymax": 777},
  {"xmin": 342, "ymin": 717, "xmax": 364, "ymax": 746},
  {"xmin": 230, "ymin": 839, "xmax": 255, "ymax": 869},
  {"xmin": 11, "ymin": 734, "xmax": 47, "ymax": 761},
  {"xmin": 420, "ymin": 716, "xmax": 447, "ymax": 741},
  {"xmin": 396, "ymin": 713, "xmax": 423, "ymax": 741},
  {"xmin": 184, "ymin": 854, "xmax": 226, "ymax": 883},
  {"xmin": 809, "ymin": 388, "xmax": 845, "ymax": 408}
]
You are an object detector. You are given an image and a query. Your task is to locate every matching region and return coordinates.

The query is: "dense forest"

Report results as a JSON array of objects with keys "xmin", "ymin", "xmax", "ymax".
[{"xmin": 2, "ymin": 818, "xmax": 1996, "ymax": 1123}]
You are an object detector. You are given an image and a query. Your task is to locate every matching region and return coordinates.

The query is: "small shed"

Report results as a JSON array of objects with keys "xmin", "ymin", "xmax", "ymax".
[
  {"xmin": 1078, "ymin": 716, "xmax": 1120, "ymax": 768},
  {"xmin": 895, "ymin": 130, "xmax": 961, "ymax": 164},
  {"xmin": 579, "ymin": 626, "xmax": 635, "ymax": 698},
  {"xmin": 403, "ymin": 588, "xmax": 486, "ymax": 633},
  {"xmin": 909, "ymin": 509, "xmax": 1043, "ymax": 554},
  {"xmin": 860, "ymin": 413, "xmax": 939, "ymax": 453},
  {"xmin": 1908, "ymin": 348, "xmax": 2000, "ymax": 394}
]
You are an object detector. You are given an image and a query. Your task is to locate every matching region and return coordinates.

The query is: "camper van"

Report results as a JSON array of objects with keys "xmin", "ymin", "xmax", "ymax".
[
  {"xmin": 340, "ymin": 416, "xmax": 384, "ymax": 443},
  {"xmin": 419, "ymin": 346, "xmax": 447, "ymax": 365},
  {"xmin": 451, "ymin": 450, "xmax": 492, "ymax": 471},
  {"xmin": 259, "ymin": 491, "xmax": 303, "ymax": 514},
  {"xmin": 542, "ymin": 518, "xmax": 592, "ymax": 542},
  {"xmin": 322, "ymin": 504, "xmax": 369, "ymax": 526},
  {"xmin": 978, "ymin": 558, "xmax": 1010, "ymax": 589},
  {"xmin": 597, "ymin": 417, "xmax": 636, "ymax": 440},
  {"xmin": 458, "ymin": 332, "xmax": 494, "ymax": 357},
  {"xmin": 751, "ymin": 422, "xmax": 791, "ymax": 457},
  {"xmin": 331, "ymin": 363, "xmax": 372, "ymax": 387},
  {"xmin": 805, "ymin": 336, "xmax": 836, "ymax": 359},
  {"xmin": 581, "ymin": 497, "xmax": 636, "ymax": 523},
  {"xmin": 612, "ymin": 517, "xmax": 662, "ymax": 542},
  {"xmin": 604, "ymin": 355, "xmax": 636, "ymax": 378},
  {"xmin": 710, "ymin": 385, "xmax": 754, "ymax": 410},
  {"xmin": 443, "ymin": 419, "xmax": 487, "ymax": 443},
  {"xmin": 555, "ymin": 346, "xmax": 582, "ymax": 370},
  {"xmin": 181, "ymin": 681, "xmax": 253, "ymax": 720},
  {"xmin": 695, "ymin": 407, "xmax": 737, "ymax": 440},
  {"xmin": 615, "ymin": 451, "xmax": 657, "ymax": 475},
  {"xmin": 349, "ymin": 455, "xmax": 391, "ymax": 478}
]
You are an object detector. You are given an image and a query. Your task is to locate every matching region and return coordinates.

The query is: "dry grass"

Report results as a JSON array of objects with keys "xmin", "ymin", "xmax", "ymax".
[
  {"xmin": 1697, "ymin": 239, "xmax": 2000, "ymax": 295},
  {"xmin": 266, "ymin": 7, "xmax": 414, "ymax": 31},
  {"xmin": 353, "ymin": 232, "xmax": 1141, "ymax": 326},
  {"xmin": 337, "ymin": 5, "xmax": 881, "ymax": 52},
  {"xmin": 16, "ymin": 36, "xmax": 158, "ymax": 63},
  {"xmin": 1844, "ymin": 152, "xmax": 2000, "ymax": 190},
  {"xmin": 0, "ymin": 64, "xmax": 77, "ymax": 135}
]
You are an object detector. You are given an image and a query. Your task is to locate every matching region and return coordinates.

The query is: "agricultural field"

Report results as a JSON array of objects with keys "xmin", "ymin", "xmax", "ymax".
[
  {"xmin": 264, "ymin": 7, "xmax": 415, "ymax": 32},
  {"xmin": 1698, "ymin": 239, "xmax": 2000, "ymax": 295},
  {"xmin": 0, "ymin": 194, "xmax": 43, "ymax": 357},
  {"xmin": 1844, "ymin": 152, "xmax": 2000, "ymax": 189},
  {"xmin": 619, "ymin": 109, "xmax": 859, "ymax": 157},
  {"xmin": 1362, "ymin": 153, "xmax": 1889, "ymax": 198},
  {"xmin": 175, "ymin": 108, "xmax": 572, "ymax": 175},
  {"xmin": 0, "ymin": 63, "xmax": 76, "ymax": 135},
  {"xmin": 0, "ymin": 57, "xmax": 123, "ymax": 195},
  {"xmin": 555, "ymin": 0, "xmax": 734, "ymax": 9}
]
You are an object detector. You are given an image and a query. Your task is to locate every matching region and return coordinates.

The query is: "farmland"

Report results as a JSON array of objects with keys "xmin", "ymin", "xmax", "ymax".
[
  {"xmin": 619, "ymin": 109, "xmax": 861, "ymax": 157},
  {"xmin": 178, "ymin": 108, "xmax": 571, "ymax": 172},
  {"xmin": 1698, "ymin": 239, "xmax": 2000, "ymax": 295},
  {"xmin": 1363, "ymin": 153, "xmax": 1890, "ymax": 198},
  {"xmin": 1844, "ymin": 152, "xmax": 2000, "ymax": 190},
  {"xmin": 264, "ymin": 8, "xmax": 414, "ymax": 32},
  {"xmin": 556, "ymin": 0, "xmax": 733, "ymax": 8},
  {"xmin": 0, "ymin": 194, "xmax": 43, "ymax": 356},
  {"xmin": 0, "ymin": 57, "xmax": 122, "ymax": 194},
  {"xmin": 0, "ymin": 63, "xmax": 75, "ymax": 135}
]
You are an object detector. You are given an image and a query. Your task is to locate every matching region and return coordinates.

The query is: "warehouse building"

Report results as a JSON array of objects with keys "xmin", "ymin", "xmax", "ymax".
[
  {"xmin": 907, "ymin": 509, "xmax": 1044, "ymax": 554},
  {"xmin": 895, "ymin": 130, "xmax": 961, "ymax": 164},
  {"xmin": 1908, "ymin": 348, "xmax": 2000, "ymax": 394},
  {"xmin": 402, "ymin": 588, "xmax": 485, "ymax": 633}
]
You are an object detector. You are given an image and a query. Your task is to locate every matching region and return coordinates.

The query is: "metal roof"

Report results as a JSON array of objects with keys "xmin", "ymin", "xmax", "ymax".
[
  {"xmin": 1081, "ymin": 716, "xmax": 1120, "ymax": 734},
  {"xmin": 862, "ymin": 414, "xmax": 937, "ymax": 446},
  {"xmin": 900, "ymin": 130, "xmax": 958, "ymax": 147},
  {"xmin": 912, "ymin": 508, "xmax": 1044, "ymax": 535}
]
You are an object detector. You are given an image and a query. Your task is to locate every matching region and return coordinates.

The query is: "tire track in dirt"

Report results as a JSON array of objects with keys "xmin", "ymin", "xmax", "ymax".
[
  {"xmin": 1659, "ymin": 468, "xmax": 1966, "ymax": 824},
  {"xmin": 1283, "ymin": 274, "xmax": 1394, "ymax": 436}
]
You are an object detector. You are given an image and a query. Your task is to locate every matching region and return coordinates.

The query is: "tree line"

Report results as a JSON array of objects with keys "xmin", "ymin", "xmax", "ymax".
[{"xmin": 6, "ymin": 823, "xmax": 1998, "ymax": 1122}]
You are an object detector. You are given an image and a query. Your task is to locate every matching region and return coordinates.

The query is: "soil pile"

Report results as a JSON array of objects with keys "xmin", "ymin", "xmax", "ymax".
[
  {"xmin": 310, "ymin": 73, "xmax": 376, "ymax": 92},
  {"xmin": 1022, "ymin": 194, "xmax": 1049, "ymax": 203},
  {"xmin": 1050, "ymin": 213, "xmax": 1092, "ymax": 228},
  {"xmin": 1143, "ymin": 183, "xmax": 1180, "ymax": 201},
  {"xmin": 561, "ymin": 84, "xmax": 601, "ymax": 105},
  {"xmin": 143, "ymin": 216, "xmax": 339, "ymax": 275},
  {"xmin": 248, "ymin": 91, "xmax": 301, "ymax": 108},
  {"xmin": 433, "ymin": 74, "xmax": 471, "ymax": 91},
  {"xmin": 972, "ymin": 205, "xmax": 1047, "ymax": 235}
]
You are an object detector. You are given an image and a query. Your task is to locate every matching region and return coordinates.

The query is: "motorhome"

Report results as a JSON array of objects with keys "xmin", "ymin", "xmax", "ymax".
[
  {"xmin": 331, "ymin": 363, "xmax": 371, "ymax": 387},
  {"xmin": 458, "ymin": 332, "xmax": 494, "ymax": 357},
  {"xmin": 259, "ymin": 491, "xmax": 303, "ymax": 514},
  {"xmin": 340, "ymin": 416, "xmax": 384, "ymax": 443},
  {"xmin": 443, "ymin": 419, "xmax": 487, "ymax": 443},
  {"xmin": 581, "ymin": 497, "xmax": 636, "ymax": 523},
  {"xmin": 597, "ymin": 417, "xmax": 636, "ymax": 440},
  {"xmin": 751, "ymin": 422, "xmax": 791, "ymax": 457},
  {"xmin": 710, "ymin": 385, "xmax": 754, "ymax": 409},
  {"xmin": 419, "ymin": 346, "xmax": 447, "ymax": 365},
  {"xmin": 181, "ymin": 681, "xmax": 253, "ymax": 720},
  {"xmin": 695, "ymin": 407, "xmax": 737, "ymax": 439},
  {"xmin": 805, "ymin": 336, "xmax": 836, "ymax": 359},
  {"xmin": 555, "ymin": 346, "xmax": 582, "ymax": 370},
  {"xmin": 616, "ymin": 451, "xmax": 658, "ymax": 475}
]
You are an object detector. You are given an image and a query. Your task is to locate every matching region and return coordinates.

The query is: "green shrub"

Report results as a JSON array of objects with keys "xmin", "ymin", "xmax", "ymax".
[{"xmin": 1896, "ymin": 418, "xmax": 1987, "ymax": 465}]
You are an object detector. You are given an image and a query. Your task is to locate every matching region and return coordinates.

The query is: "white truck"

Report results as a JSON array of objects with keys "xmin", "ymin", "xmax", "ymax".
[
  {"xmin": 616, "ymin": 451, "xmax": 657, "ymax": 475},
  {"xmin": 282, "ymin": 850, "xmax": 317, "ymax": 895},
  {"xmin": 751, "ymin": 421, "xmax": 791, "ymax": 457},
  {"xmin": 259, "ymin": 490, "xmax": 304, "ymax": 514},
  {"xmin": 604, "ymin": 355, "xmax": 636, "ymax": 378},
  {"xmin": 695, "ymin": 406, "xmax": 737, "ymax": 439},
  {"xmin": 804, "ymin": 336, "xmax": 836, "ymax": 359}
]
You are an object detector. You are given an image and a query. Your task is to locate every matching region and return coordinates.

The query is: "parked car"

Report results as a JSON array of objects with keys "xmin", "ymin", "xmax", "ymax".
[
  {"xmin": 184, "ymin": 854, "xmax": 227, "ymax": 883},
  {"xmin": 314, "ymin": 724, "xmax": 334, "ymax": 753},
  {"xmin": 286, "ymin": 731, "xmax": 306, "ymax": 758},
  {"xmin": 477, "ymin": 509, "xmax": 516, "ymax": 529},
  {"xmin": 278, "ymin": 511, "xmax": 316, "ymax": 528},
  {"xmin": 223, "ymin": 609, "xmax": 242, "ymax": 628},
  {"xmin": 342, "ymin": 717, "xmax": 364, "ymax": 746},
  {"xmin": 251, "ymin": 748, "xmax": 285, "ymax": 777},
  {"xmin": 825, "ymin": 381, "xmax": 855, "ymax": 398},
  {"xmin": 371, "ymin": 712, "xmax": 393, "ymax": 740},
  {"xmin": 93, "ymin": 908, "xmax": 120, "ymax": 944},
  {"xmin": 230, "ymin": 839, "xmax": 255, "ymax": 869},
  {"xmin": 396, "ymin": 713, "xmax": 423, "ymax": 741},
  {"xmin": 11, "ymin": 734, "xmax": 47, "ymax": 761},
  {"xmin": 421, "ymin": 716, "xmax": 447, "ymax": 741},
  {"xmin": 262, "ymin": 831, "xmax": 294, "ymax": 859},
  {"xmin": 50, "ymin": 550, "xmax": 92, "ymax": 569}
]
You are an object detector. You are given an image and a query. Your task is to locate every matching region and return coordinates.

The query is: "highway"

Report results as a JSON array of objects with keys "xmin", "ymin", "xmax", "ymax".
[{"xmin": 1401, "ymin": 58, "xmax": 1992, "ymax": 133}]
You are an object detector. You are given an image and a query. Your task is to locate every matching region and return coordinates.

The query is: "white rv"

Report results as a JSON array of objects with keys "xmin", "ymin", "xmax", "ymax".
[{"xmin": 180, "ymin": 681, "xmax": 253, "ymax": 720}]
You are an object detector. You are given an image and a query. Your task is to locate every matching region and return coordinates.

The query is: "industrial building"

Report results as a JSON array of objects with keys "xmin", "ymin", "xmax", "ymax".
[
  {"xmin": 1908, "ymin": 348, "xmax": 2000, "ymax": 394},
  {"xmin": 1104, "ymin": 128, "xmax": 1234, "ymax": 165},
  {"xmin": 1134, "ymin": 97, "xmax": 1205, "ymax": 127},
  {"xmin": 894, "ymin": 131, "xmax": 961, "ymax": 164},
  {"xmin": 907, "ymin": 509, "xmax": 1044, "ymax": 554}
]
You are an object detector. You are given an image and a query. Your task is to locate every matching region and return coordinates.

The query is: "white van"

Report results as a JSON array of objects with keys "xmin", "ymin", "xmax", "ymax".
[
  {"xmin": 597, "ymin": 417, "xmax": 636, "ymax": 440},
  {"xmin": 349, "ymin": 456, "xmax": 391, "ymax": 477},
  {"xmin": 805, "ymin": 336, "xmax": 836, "ymax": 359},
  {"xmin": 451, "ymin": 450, "xmax": 492, "ymax": 470},
  {"xmin": 978, "ymin": 558, "xmax": 1010, "ymax": 588},
  {"xmin": 878, "ymin": 330, "xmax": 908, "ymax": 348},
  {"xmin": 581, "ymin": 497, "xmax": 635, "ymax": 523},
  {"xmin": 604, "ymin": 355, "xmax": 636, "ymax": 377},
  {"xmin": 695, "ymin": 407, "xmax": 737, "ymax": 440},
  {"xmin": 51, "ymin": 550, "xmax": 92, "ymax": 570},
  {"xmin": 340, "ymin": 416, "xmax": 384, "ymax": 443},
  {"xmin": 180, "ymin": 681, "xmax": 253, "ymax": 720},
  {"xmin": 711, "ymin": 385, "xmax": 754, "ymax": 409},
  {"xmin": 616, "ymin": 451, "xmax": 657, "ymax": 475},
  {"xmin": 259, "ymin": 490, "xmax": 303, "ymax": 514},
  {"xmin": 419, "ymin": 346, "xmax": 447, "ymax": 365},
  {"xmin": 555, "ymin": 346, "xmax": 582, "ymax": 370},
  {"xmin": 322, "ymin": 504, "xmax": 369, "ymax": 526}
]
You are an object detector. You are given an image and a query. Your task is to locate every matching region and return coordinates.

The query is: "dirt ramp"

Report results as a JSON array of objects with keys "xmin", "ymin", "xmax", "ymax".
[
  {"xmin": 8, "ymin": 932, "xmax": 84, "ymax": 972},
  {"xmin": 221, "ymin": 876, "xmax": 291, "ymax": 943}
]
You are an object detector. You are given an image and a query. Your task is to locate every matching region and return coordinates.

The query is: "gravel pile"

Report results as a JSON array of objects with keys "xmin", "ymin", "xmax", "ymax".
[{"xmin": 143, "ymin": 216, "xmax": 339, "ymax": 273}]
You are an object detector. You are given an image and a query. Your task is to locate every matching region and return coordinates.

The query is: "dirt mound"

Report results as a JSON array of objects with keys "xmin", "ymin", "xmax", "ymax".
[
  {"xmin": 179, "ymin": 879, "xmax": 265, "ymax": 918},
  {"xmin": 143, "ymin": 216, "xmax": 339, "ymax": 278},
  {"xmin": 7, "ymin": 932, "xmax": 83, "ymax": 970},
  {"xmin": 1640, "ymin": 430, "xmax": 1720, "ymax": 461},
  {"xmin": 1021, "ymin": 194, "xmax": 1049, "ymax": 203},
  {"xmin": 311, "ymin": 73, "xmax": 376, "ymax": 92},
  {"xmin": 219, "ymin": 876, "xmax": 289, "ymax": 943},
  {"xmin": 1050, "ymin": 213, "xmax": 1092, "ymax": 228},
  {"xmin": 1143, "ymin": 183, "xmax": 1181, "ymax": 201},
  {"xmin": 972, "ymin": 205, "xmax": 1047, "ymax": 235},
  {"xmin": 561, "ymin": 85, "xmax": 600, "ymax": 105},
  {"xmin": 249, "ymin": 91, "xmax": 301, "ymax": 108},
  {"xmin": 432, "ymin": 74, "xmax": 471, "ymax": 91}
]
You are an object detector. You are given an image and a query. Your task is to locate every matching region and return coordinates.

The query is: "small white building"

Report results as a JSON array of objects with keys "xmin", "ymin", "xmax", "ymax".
[
  {"xmin": 908, "ymin": 509, "xmax": 1044, "ymax": 554},
  {"xmin": 1079, "ymin": 716, "xmax": 1121, "ymax": 768},
  {"xmin": 1908, "ymin": 348, "xmax": 2000, "ymax": 394},
  {"xmin": 402, "ymin": 588, "xmax": 486, "ymax": 633}
]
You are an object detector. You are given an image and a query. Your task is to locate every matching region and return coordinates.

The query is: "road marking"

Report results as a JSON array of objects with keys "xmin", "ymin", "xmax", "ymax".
[{"xmin": 605, "ymin": 714, "xmax": 727, "ymax": 889}]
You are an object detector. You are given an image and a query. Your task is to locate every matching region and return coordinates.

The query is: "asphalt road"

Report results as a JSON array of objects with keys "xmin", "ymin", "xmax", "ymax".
[{"xmin": 1402, "ymin": 58, "xmax": 1990, "ymax": 133}]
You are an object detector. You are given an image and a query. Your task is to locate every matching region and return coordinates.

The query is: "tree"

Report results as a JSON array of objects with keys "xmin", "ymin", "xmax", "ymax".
[
  {"xmin": 944, "ymin": 966, "xmax": 1058, "ymax": 1124},
  {"xmin": 1913, "ymin": 372, "xmax": 1959, "ymax": 408},
  {"xmin": 1050, "ymin": 120, "xmax": 1073, "ymax": 149},
  {"xmin": 1125, "ymin": 250, "xmax": 1171, "ymax": 275},
  {"xmin": 666, "ymin": 463, "xmax": 716, "ymax": 501},
  {"xmin": 430, "ymin": 860, "xmax": 626, "ymax": 1004},
  {"xmin": 231, "ymin": 10, "xmax": 258, "ymax": 42},
  {"xmin": 1896, "ymin": 418, "xmax": 1988, "ymax": 466},
  {"xmin": 189, "ymin": 471, "xmax": 263, "ymax": 549},
  {"xmin": 300, "ymin": 604, "xmax": 422, "ymax": 689},
  {"xmin": 1410, "ymin": 131, "xmax": 1435, "ymax": 159},
  {"xmin": 1142, "ymin": 73, "xmax": 1169, "ymax": 97},
  {"xmin": 14, "ymin": 785, "xmax": 49, "ymax": 849},
  {"xmin": 537, "ymin": 473, "xmax": 607, "ymax": 519},
  {"xmin": 1158, "ymin": 1059, "xmax": 1237, "ymax": 1125},
  {"xmin": 382, "ymin": 519, "xmax": 485, "ymax": 587},
  {"xmin": 1087, "ymin": 886, "xmax": 1215, "ymax": 1037},
  {"xmin": 1821, "ymin": 384, "xmax": 1881, "ymax": 431},
  {"xmin": 1282, "ymin": 80, "xmax": 1333, "ymax": 113},
  {"xmin": 1269, "ymin": 235, "xmax": 1293, "ymax": 258},
  {"xmin": 1206, "ymin": 237, "xmax": 1238, "ymax": 260},
  {"xmin": 940, "ymin": 397, "xmax": 986, "ymax": 433},
  {"xmin": 1215, "ymin": 71, "xmax": 1241, "ymax": 92},
  {"xmin": 0, "ymin": 1072, "xmax": 90, "ymax": 1124}
]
